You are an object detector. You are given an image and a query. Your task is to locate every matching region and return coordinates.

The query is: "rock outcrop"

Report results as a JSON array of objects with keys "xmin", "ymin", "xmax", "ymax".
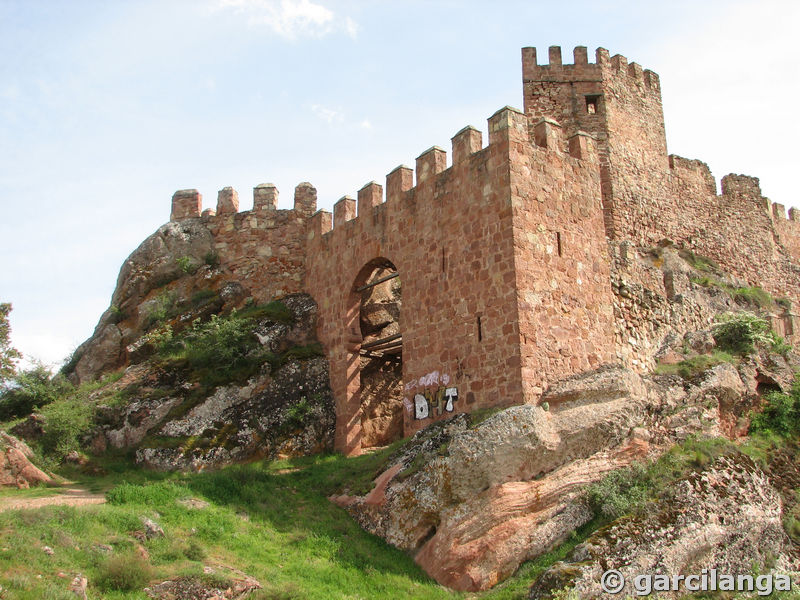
[
  {"xmin": 66, "ymin": 220, "xmax": 234, "ymax": 384},
  {"xmin": 92, "ymin": 293, "xmax": 336, "ymax": 471},
  {"xmin": 0, "ymin": 432, "xmax": 53, "ymax": 488},
  {"xmin": 337, "ymin": 354, "xmax": 799, "ymax": 592},
  {"xmin": 529, "ymin": 454, "xmax": 799, "ymax": 599}
]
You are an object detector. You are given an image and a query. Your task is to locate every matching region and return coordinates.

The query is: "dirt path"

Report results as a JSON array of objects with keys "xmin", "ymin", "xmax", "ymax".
[{"xmin": 0, "ymin": 487, "xmax": 105, "ymax": 512}]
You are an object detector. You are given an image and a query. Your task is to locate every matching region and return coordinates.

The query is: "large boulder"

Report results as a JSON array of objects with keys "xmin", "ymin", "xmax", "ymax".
[
  {"xmin": 87, "ymin": 294, "xmax": 337, "ymax": 471},
  {"xmin": 337, "ymin": 367, "xmax": 653, "ymax": 591},
  {"xmin": 337, "ymin": 356, "xmax": 799, "ymax": 592}
]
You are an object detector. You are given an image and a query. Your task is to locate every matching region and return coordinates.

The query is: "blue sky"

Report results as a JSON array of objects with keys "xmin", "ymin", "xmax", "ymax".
[{"xmin": 1, "ymin": 0, "xmax": 798, "ymax": 367}]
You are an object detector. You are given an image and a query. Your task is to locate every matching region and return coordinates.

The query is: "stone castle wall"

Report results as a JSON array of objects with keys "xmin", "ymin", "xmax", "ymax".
[
  {"xmin": 522, "ymin": 46, "xmax": 800, "ymax": 308},
  {"xmin": 165, "ymin": 45, "xmax": 800, "ymax": 454}
]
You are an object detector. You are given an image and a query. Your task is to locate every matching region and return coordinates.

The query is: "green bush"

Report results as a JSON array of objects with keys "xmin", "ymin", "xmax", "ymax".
[
  {"xmin": 678, "ymin": 249, "xmax": 721, "ymax": 274},
  {"xmin": 94, "ymin": 552, "xmax": 153, "ymax": 592},
  {"xmin": 749, "ymin": 378, "xmax": 800, "ymax": 438},
  {"xmin": 586, "ymin": 462, "xmax": 652, "ymax": 519},
  {"xmin": 38, "ymin": 397, "xmax": 93, "ymax": 460},
  {"xmin": 181, "ymin": 312, "xmax": 258, "ymax": 370},
  {"xmin": 237, "ymin": 299, "xmax": 294, "ymax": 325},
  {"xmin": 109, "ymin": 304, "xmax": 126, "ymax": 324},
  {"xmin": 586, "ymin": 437, "xmax": 736, "ymax": 521},
  {"xmin": 712, "ymin": 312, "xmax": 775, "ymax": 355},
  {"xmin": 0, "ymin": 363, "xmax": 73, "ymax": 420},
  {"xmin": 654, "ymin": 350, "xmax": 736, "ymax": 379},
  {"xmin": 731, "ymin": 286, "xmax": 773, "ymax": 308}
]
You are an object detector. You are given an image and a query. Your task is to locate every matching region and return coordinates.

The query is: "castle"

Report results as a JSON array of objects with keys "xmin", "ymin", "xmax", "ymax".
[{"xmin": 168, "ymin": 46, "xmax": 800, "ymax": 455}]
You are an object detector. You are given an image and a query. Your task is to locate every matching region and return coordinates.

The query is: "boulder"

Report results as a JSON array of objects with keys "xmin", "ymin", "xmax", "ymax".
[
  {"xmin": 0, "ymin": 432, "xmax": 53, "ymax": 488},
  {"xmin": 342, "ymin": 367, "xmax": 653, "ymax": 591}
]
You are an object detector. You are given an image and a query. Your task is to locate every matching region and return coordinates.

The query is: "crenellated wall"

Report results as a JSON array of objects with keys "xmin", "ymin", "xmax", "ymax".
[{"xmin": 166, "ymin": 44, "xmax": 800, "ymax": 454}]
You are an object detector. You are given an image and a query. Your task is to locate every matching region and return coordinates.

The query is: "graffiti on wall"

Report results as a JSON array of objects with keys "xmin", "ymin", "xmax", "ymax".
[{"xmin": 402, "ymin": 371, "xmax": 458, "ymax": 420}]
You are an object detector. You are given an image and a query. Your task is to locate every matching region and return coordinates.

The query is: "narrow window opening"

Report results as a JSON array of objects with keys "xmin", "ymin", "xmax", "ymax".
[
  {"xmin": 441, "ymin": 247, "xmax": 446, "ymax": 273},
  {"xmin": 477, "ymin": 315, "xmax": 483, "ymax": 342},
  {"xmin": 556, "ymin": 231, "xmax": 563, "ymax": 257},
  {"xmin": 585, "ymin": 95, "xmax": 600, "ymax": 114}
]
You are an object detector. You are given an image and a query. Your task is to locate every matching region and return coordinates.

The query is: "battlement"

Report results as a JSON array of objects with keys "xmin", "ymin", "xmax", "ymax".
[
  {"xmin": 521, "ymin": 46, "xmax": 660, "ymax": 94},
  {"xmin": 169, "ymin": 105, "xmax": 600, "ymax": 241},
  {"xmin": 170, "ymin": 181, "xmax": 317, "ymax": 222},
  {"xmin": 307, "ymin": 106, "xmax": 596, "ymax": 239}
]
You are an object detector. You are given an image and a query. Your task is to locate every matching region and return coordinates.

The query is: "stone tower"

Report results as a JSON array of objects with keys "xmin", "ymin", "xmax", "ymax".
[{"xmin": 522, "ymin": 46, "xmax": 668, "ymax": 239}]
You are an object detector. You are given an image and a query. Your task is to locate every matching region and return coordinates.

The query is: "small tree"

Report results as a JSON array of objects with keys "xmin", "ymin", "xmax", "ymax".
[{"xmin": 0, "ymin": 303, "xmax": 21, "ymax": 388}]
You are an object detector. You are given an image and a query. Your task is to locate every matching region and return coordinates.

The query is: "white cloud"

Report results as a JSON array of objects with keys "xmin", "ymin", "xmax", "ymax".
[
  {"xmin": 217, "ymin": 0, "xmax": 357, "ymax": 40},
  {"xmin": 359, "ymin": 119, "xmax": 372, "ymax": 130},
  {"xmin": 344, "ymin": 16, "xmax": 358, "ymax": 40},
  {"xmin": 653, "ymin": 1, "xmax": 800, "ymax": 207},
  {"xmin": 311, "ymin": 103, "xmax": 344, "ymax": 124}
]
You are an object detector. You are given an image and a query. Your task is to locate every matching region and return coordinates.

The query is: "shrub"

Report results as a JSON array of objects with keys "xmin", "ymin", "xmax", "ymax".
[
  {"xmin": 95, "ymin": 552, "xmax": 153, "ymax": 592},
  {"xmin": 142, "ymin": 290, "xmax": 179, "ymax": 329},
  {"xmin": 678, "ymin": 249, "xmax": 721, "ymax": 274},
  {"xmin": 109, "ymin": 304, "xmax": 127, "ymax": 324},
  {"xmin": 181, "ymin": 312, "xmax": 258, "ymax": 370},
  {"xmin": 0, "ymin": 363, "xmax": 73, "ymax": 420},
  {"xmin": 285, "ymin": 398, "xmax": 312, "ymax": 430},
  {"xmin": 712, "ymin": 312, "xmax": 775, "ymax": 355},
  {"xmin": 654, "ymin": 350, "xmax": 736, "ymax": 379},
  {"xmin": 586, "ymin": 462, "xmax": 652, "ymax": 520},
  {"xmin": 749, "ymin": 378, "xmax": 800, "ymax": 438},
  {"xmin": 38, "ymin": 397, "xmax": 93, "ymax": 461},
  {"xmin": 586, "ymin": 437, "xmax": 736, "ymax": 521},
  {"xmin": 237, "ymin": 299, "xmax": 294, "ymax": 325}
]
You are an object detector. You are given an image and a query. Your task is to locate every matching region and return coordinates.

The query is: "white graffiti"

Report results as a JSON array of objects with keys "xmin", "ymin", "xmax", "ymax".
[
  {"xmin": 405, "ymin": 370, "xmax": 452, "ymax": 392},
  {"xmin": 414, "ymin": 394, "xmax": 429, "ymax": 419},
  {"xmin": 444, "ymin": 387, "xmax": 458, "ymax": 411}
]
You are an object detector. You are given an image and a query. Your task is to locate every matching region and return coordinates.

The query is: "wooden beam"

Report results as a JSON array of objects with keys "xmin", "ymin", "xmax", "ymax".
[
  {"xmin": 360, "ymin": 332, "xmax": 402, "ymax": 350},
  {"xmin": 355, "ymin": 271, "xmax": 399, "ymax": 292}
]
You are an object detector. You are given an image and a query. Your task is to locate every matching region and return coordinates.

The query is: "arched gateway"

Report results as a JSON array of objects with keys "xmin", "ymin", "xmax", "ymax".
[{"xmin": 303, "ymin": 110, "xmax": 615, "ymax": 455}]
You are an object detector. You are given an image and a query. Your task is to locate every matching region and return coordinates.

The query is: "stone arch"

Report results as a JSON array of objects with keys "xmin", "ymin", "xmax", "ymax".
[{"xmin": 346, "ymin": 257, "xmax": 404, "ymax": 449}]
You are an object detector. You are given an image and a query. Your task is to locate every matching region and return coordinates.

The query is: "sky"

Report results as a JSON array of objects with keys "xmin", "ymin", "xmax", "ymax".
[{"xmin": 1, "ymin": 0, "xmax": 798, "ymax": 369}]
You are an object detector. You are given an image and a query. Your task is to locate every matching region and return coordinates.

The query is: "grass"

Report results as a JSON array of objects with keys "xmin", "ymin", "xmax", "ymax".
[
  {"xmin": 654, "ymin": 350, "xmax": 738, "ymax": 379},
  {"xmin": 0, "ymin": 447, "xmax": 583, "ymax": 599},
  {"xmin": 678, "ymin": 249, "xmax": 721, "ymax": 275},
  {"xmin": 585, "ymin": 436, "xmax": 739, "ymax": 521}
]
